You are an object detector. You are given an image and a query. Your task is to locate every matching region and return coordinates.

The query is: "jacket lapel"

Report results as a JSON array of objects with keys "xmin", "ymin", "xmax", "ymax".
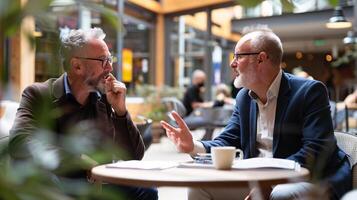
[
  {"xmin": 249, "ymin": 100, "xmax": 258, "ymax": 157},
  {"xmin": 273, "ymin": 72, "xmax": 291, "ymax": 155},
  {"xmin": 52, "ymin": 74, "xmax": 65, "ymax": 104}
]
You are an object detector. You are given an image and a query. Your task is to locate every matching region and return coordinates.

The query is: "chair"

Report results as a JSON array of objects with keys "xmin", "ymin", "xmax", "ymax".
[
  {"xmin": 334, "ymin": 131, "xmax": 357, "ymax": 189},
  {"xmin": 335, "ymin": 103, "xmax": 350, "ymax": 132},
  {"xmin": 0, "ymin": 100, "xmax": 19, "ymax": 137},
  {"xmin": 330, "ymin": 101, "xmax": 337, "ymax": 129},
  {"xmin": 161, "ymin": 97, "xmax": 187, "ymax": 117},
  {"xmin": 135, "ymin": 116, "xmax": 153, "ymax": 150},
  {"xmin": 183, "ymin": 107, "xmax": 233, "ymax": 140}
]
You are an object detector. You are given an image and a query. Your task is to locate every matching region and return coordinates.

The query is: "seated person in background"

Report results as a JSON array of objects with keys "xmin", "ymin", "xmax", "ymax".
[
  {"xmin": 212, "ymin": 83, "xmax": 235, "ymax": 107},
  {"xmin": 336, "ymin": 88, "xmax": 357, "ymax": 129},
  {"xmin": 292, "ymin": 66, "xmax": 314, "ymax": 80},
  {"xmin": 182, "ymin": 69, "xmax": 212, "ymax": 116},
  {"xmin": 161, "ymin": 29, "xmax": 351, "ymax": 200},
  {"xmin": 344, "ymin": 89, "xmax": 357, "ymax": 109},
  {"xmin": 336, "ymin": 89, "xmax": 357, "ymax": 125},
  {"xmin": 9, "ymin": 27, "xmax": 157, "ymax": 200}
]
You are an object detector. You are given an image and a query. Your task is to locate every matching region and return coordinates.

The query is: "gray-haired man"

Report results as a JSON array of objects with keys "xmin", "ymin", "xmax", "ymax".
[{"xmin": 10, "ymin": 27, "xmax": 158, "ymax": 199}]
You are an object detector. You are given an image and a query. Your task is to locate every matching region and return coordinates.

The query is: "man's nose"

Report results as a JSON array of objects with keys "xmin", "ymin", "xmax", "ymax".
[
  {"xmin": 230, "ymin": 59, "xmax": 237, "ymax": 68},
  {"xmin": 104, "ymin": 62, "xmax": 113, "ymax": 72}
]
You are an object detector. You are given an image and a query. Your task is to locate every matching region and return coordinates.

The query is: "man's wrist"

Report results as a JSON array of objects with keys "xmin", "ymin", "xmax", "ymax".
[{"xmin": 189, "ymin": 141, "xmax": 206, "ymax": 157}]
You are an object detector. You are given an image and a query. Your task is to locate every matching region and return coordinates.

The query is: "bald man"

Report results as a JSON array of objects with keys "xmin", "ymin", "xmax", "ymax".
[
  {"xmin": 182, "ymin": 69, "xmax": 212, "ymax": 116},
  {"xmin": 162, "ymin": 29, "xmax": 351, "ymax": 200}
]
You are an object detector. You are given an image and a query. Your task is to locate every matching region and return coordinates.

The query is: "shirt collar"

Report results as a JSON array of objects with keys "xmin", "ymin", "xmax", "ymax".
[
  {"xmin": 63, "ymin": 72, "xmax": 71, "ymax": 96},
  {"xmin": 248, "ymin": 70, "xmax": 283, "ymax": 102},
  {"xmin": 266, "ymin": 69, "xmax": 282, "ymax": 101}
]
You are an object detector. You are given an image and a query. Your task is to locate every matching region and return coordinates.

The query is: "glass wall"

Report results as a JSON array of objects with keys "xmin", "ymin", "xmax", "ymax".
[
  {"xmin": 33, "ymin": 0, "xmax": 155, "ymax": 94},
  {"xmin": 168, "ymin": 14, "xmax": 236, "ymax": 97}
]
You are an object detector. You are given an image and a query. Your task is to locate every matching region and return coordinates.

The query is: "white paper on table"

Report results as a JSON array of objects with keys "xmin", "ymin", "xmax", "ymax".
[
  {"xmin": 177, "ymin": 161, "xmax": 214, "ymax": 169},
  {"xmin": 232, "ymin": 158, "xmax": 300, "ymax": 170},
  {"xmin": 106, "ymin": 160, "xmax": 179, "ymax": 170}
]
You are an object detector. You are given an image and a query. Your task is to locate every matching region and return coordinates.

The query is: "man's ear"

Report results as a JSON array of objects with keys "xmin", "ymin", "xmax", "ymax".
[
  {"xmin": 70, "ymin": 58, "xmax": 81, "ymax": 71},
  {"xmin": 258, "ymin": 52, "xmax": 268, "ymax": 63}
]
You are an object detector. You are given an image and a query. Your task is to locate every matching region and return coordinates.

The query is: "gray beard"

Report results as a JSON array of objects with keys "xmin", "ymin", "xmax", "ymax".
[
  {"xmin": 233, "ymin": 76, "xmax": 242, "ymax": 89},
  {"xmin": 84, "ymin": 77, "xmax": 104, "ymax": 94},
  {"xmin": 96, "ymin": 82, "xmax": 105, "ymax": 94}
]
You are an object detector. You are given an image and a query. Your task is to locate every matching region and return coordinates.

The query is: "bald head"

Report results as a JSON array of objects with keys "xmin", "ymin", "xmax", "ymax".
[
  {"xmin": 192, "ymin": 69, "xmax": 206, "ymax": 85},
  {"xmin": 237, "ymin": 30, "xmax": 283, "ymax": 67}
]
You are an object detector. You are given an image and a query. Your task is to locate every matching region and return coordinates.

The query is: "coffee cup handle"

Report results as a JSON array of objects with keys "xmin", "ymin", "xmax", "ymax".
[{"xmin": 236, "ymin": 149, "xmax": 244, "ymax": 160}]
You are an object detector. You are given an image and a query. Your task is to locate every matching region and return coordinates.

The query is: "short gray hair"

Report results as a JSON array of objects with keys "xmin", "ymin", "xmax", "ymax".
[
  {"xmin": 59, "ymin": 27, "xmax": 106, "ymax": 70},
  {"xmin": 248, "ymin": 30, "xmax": 283, "ymax": 66}
]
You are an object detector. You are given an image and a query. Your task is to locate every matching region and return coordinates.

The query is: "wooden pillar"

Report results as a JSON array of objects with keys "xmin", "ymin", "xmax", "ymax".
[
  {"xmin": 155, "ymin": 14, "xmax": 165, "ymax": 87},
  {"xmin": 9, "ymin": 0, "xmax": 35, "ymax": 101},
  {"xmin": 204, "ymin": 9, "xmax": 213, "ymax": 100}
]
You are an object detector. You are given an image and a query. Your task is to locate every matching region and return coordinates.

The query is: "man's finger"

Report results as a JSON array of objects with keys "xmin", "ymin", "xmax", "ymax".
[
  {"xmin": 112, "ymin": 82, "xmax": 126, "ymax": 93},
  {"xmin": 160, "ymin": 120, "xmax": 178, "ymax": 133},
  {"xmin": 171, "ymin": 111, "xmax": 189, "ymax": 129}
]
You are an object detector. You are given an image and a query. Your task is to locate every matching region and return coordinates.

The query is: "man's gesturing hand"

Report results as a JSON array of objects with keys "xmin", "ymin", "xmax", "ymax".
[{"xmin": 160, "ymin": 111, "xmax": 194, "ymax": 153}]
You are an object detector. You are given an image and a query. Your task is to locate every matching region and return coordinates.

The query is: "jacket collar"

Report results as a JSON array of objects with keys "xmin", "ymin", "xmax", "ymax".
[
  {"xmin": 248, "ymin": 72, "xmax": 292, "ymax": 157},
  {"xmin": 272, "ymin": 72, "xmax": 291, "ymax": 155},
  {"xmin": 52, "ymin": 74, "xmax": 66, "ymax": 100}
]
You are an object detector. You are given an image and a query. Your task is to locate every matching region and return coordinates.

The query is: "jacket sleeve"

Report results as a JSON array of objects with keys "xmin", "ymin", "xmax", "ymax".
[
  {"xmin": 111, "ymin": 112, "xmax": 145, "ymax": 160},
  {"xmin": 286, "ymin": 81, "xmax": 336, "ymax": 175},
  {"xmin": 9, "ymin": 83, "xmax": 50, "ymax": 159},
  {"xmin": 201, "ymin": 95, "xmax": 242, "ymax": 153}
]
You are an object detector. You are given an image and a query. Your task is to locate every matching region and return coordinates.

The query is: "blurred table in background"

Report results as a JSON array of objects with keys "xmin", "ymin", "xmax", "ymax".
[{"xmin": 184, "ymin": 107, "xmax": 233, "ymax": 140}]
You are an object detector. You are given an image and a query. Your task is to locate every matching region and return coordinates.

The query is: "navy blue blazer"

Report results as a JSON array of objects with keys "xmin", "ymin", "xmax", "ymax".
[{"xmin": 202, "ymin": 72, "xmax": 351, "ymax": 199}]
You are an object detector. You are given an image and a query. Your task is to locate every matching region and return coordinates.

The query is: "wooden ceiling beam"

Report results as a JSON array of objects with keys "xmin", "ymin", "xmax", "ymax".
[
  {"xmin": 128, "ymin": 0, "xmax": 235, "ymax": 15},
  {"xmin": 162, "ymin": 0, "xmax": 234, "ymax": 14}
]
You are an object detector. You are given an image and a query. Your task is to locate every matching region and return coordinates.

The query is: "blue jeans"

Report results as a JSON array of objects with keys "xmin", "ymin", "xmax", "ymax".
[{"xmin": 102, "ymin": 184, "xmax": 158, "ymax": 200}]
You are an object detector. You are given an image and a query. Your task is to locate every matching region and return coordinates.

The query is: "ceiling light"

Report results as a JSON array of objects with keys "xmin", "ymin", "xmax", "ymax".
[{"xmin": 326, "ymin": 6, "xmax": 352, "ymax": 29}]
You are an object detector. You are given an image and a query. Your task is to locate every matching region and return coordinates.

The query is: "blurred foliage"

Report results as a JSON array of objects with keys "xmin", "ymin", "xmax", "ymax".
[
  {"xmin": 0, "ymin": 0, "xmax": 122, "ymax": 86},
  {"xmin": 1, "ymin": 127, "xmax": 125, "ymax": 200},
  {"xmin": 332, "ymin": 45, "xmax": 357, "ymax": 67},
  {"xmin": 235, "ymin": 0, "xmax": 338, "ymax": 10},
  {"xmin": 136, "ymin": 85, "xmax": 184, "ymax": 122},
  {"xmin": 0, "ymin": 0, "xmax": 345, "ymax": 198},
  {"xmin": 0, "ymin": 0, "xmax": 128, "ymax": 199},
  {"xmin": 0, "ymin": 93, "xmax": 127, "ymax": 199}
]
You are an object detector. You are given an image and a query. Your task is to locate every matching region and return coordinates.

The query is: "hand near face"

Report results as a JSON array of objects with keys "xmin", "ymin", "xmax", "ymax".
[
  {"xmin": 105, "ymin": 74, "xmax": 127, "ymax": 116},
  {"xmin": 160, "ymin": 111, "xmax": 194, "ymax": 153}
]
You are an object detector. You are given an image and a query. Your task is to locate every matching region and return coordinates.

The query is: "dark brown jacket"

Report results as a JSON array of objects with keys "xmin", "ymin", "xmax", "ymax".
[{"xmin": 9, "ymin": 74, "xmax": 145, "ymax": 163}]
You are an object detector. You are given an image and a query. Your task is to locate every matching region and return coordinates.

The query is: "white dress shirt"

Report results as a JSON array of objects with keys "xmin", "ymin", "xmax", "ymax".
[
  {"xmin": 253, "ymin": 70, "xmax": 282, "ymax": 157},
  {"xmin": 191, "ymin": 70, "xmax": 283, "ymax": 157}
]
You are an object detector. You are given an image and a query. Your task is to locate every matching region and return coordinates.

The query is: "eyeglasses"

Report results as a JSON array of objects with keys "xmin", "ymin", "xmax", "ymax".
[
  {"xmin": 233, "ymin": 52, "xmax": 260, "ymax": 60},
  {"xmin": 75, "ymin": 56, "xmax": 114, "ymax": 68}
]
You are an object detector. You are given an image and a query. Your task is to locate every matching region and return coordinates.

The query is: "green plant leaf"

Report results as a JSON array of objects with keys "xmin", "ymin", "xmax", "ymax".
[
  {"xmin": 328, "ymin": 0, "xmax": 339, "ymax": 7},
  {"xmin": 281, "ymin": 0, "xmax": 294, "ymax": 13},
  {"xmin": 235, "ymin": 0, "xmax": 263, "ymax": 8},
  {"xmin": 82, "ymin": 1, "xmax": 123, "ymax": 32}
]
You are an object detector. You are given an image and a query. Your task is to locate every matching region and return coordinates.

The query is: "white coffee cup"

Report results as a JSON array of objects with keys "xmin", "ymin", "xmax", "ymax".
[{"xmin": 211, "ymin": 146, "xmax": 238, "ymax": 170}]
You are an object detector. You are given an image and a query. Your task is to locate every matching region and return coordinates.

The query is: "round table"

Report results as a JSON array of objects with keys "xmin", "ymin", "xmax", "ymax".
[{"xmin": 91, "ymin": 164, "xmax": 310, "ymax": 188}]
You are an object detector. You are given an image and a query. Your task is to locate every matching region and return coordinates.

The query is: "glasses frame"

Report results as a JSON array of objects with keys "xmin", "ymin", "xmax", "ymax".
[
  {"xmin": 75, "ymin": 56, "xmax": 114, "ymax": 68},
  {"xmin": 233, "ymin": 52, "xmax": 260, "ymax": 60}
]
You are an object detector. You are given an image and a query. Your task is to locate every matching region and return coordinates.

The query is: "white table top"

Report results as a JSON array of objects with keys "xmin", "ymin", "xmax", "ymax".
[{"xmin": 91, "ymin": 162, "xmax": 309, "ymax": 188}]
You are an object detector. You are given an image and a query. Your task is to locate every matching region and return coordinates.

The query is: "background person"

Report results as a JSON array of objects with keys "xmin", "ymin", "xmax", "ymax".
[
  {"xmin": 212, "ymin": 83, "xmax": 235, "ymax": 107},
  {"xmin": 161, "ymin": 29, "xmax": 351, "ymax": 200},
  {"xmin": 9, "ymin": 27, "xmax": 157, "ymax": 200},
  {"xmin": 182, "ymin": 69, "xmax": 212, "ymax": 116}
]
